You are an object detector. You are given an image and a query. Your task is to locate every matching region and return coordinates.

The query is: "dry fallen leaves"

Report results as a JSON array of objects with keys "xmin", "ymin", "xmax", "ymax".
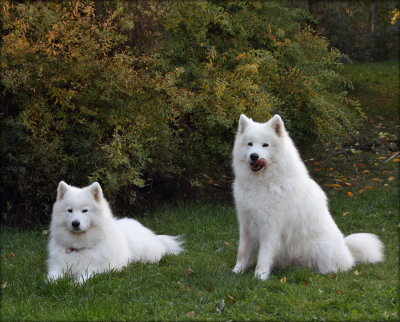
[
  {"xmin": 186, "ymin": 268, "xmax": 195, "ymax": 275},
  {"xmin": 227, "ymin": 295, "xmax": 236, "ymax": 304}
]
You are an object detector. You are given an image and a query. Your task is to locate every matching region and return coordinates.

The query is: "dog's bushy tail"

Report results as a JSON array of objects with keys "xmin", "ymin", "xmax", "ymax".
[
  {"xmin": 157, "ymin": 235, "xmax": 184, "ymax": 255},
  {"xmin": 345, "ymin": 233, "xmax": 384, "ymax": 263}
]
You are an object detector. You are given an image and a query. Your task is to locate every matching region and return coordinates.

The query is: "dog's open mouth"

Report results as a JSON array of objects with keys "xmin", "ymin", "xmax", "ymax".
[{"xmin": 250, "ymin": 158, "xmax": 266, "ymax": 172}]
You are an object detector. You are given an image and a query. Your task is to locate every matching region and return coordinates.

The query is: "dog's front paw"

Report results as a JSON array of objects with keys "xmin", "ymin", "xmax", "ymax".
[
  {"xmin": 232, "ymin": 264, "xmax": 245, "ymax": 274},
  {"xmin": 255, "ymin": 265, "xmax": 270, "ymax": 280},
  {"xmin": 254, "ymin": 271, "xmax": 270, "ymax": 280},
  {"xmin": 47, "ymin": 271, "xmax": 63, "ymax": 282}
]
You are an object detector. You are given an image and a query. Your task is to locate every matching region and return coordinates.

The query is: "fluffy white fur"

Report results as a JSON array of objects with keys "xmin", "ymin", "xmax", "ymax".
[
  {"xmin": 47, "ymin": 181, "xmax": 183, "ymax": 283},
  {"xmin": 232, "ymin": 114, "xmax": 384, "ymax": 280}
]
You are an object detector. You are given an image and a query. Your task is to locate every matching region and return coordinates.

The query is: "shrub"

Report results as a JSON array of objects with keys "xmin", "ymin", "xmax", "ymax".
[{"xmin": 1, "ymin": 0, "xmax": 361, "ymax": 226}]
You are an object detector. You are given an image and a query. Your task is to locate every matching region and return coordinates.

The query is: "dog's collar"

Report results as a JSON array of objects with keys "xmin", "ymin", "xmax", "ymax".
[{"xmin": 66, "ymin": 247, "xmax": 84, "ymax": 254}]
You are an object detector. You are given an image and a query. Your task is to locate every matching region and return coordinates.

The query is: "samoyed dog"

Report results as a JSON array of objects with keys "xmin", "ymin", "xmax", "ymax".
[
  {"xmin": 47, "ymin": 181, "xmax": 183, "ymax": 283},
  {"xmin": 232, "ymin": 114, "xmax": 384, "ymax": 280}
]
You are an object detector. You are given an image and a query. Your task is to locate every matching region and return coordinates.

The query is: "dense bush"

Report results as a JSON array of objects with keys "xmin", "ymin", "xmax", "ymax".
[{"xmin": 1, "ymin": 0, "xmax": 361, "ymax": 225}]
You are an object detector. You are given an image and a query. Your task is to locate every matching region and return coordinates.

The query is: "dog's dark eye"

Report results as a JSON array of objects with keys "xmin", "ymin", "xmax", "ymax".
[
  {"xmin": 248, "ymin": 142, "xmax": 253, "ymax": 146},
  {"xmin": 263, "ymin": 143, "xmax": 269, "ymax": 147},
  {"xmin": 67, "ymin": 209, "xmax": 72, "ymax": 213},
  {"xmin": 82, "ymin": 209, "xmax": 88, "ymax": 213}
]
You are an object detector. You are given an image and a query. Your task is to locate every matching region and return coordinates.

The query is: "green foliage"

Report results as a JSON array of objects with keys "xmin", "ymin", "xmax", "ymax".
[
  {"xmin": 323, "ymin": 1, "xmax": 399, "ymax": 62},
  {"xmin": 1, "ymin": 0, "xmax": 362, "ymax": 225}
]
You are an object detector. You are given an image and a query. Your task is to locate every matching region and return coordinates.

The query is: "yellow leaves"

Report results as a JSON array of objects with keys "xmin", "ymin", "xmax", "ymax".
[
  {"xmin": 227, "ymin": 295, "xmax": 236, "ymax": 304},
  {"xmin": 347, "ymin": 192, "xmax": 353, "ymax": 198},
  {"xmin": 342, "ymin": 211, "xmax": 350, "ymax": 217},
  {"xmin": 358, "ymin": 185, "xmax": 373, "ymax": 194},
  {"xmin": 279, "ymin": 277, "xmax": 287, "ymax": 283},
  {"xmin": 236, "ymin": 52, "xmax": 249, "ymax": 60},
  {"xmin": 325, "ymin": 184, "xmax": 341, "ymax": 188}
]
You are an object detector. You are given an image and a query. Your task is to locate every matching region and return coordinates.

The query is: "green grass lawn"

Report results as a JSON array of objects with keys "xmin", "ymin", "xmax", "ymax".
[{"xmin": 1, "ymin": 61, "xmax": 398, "ymax": 320}]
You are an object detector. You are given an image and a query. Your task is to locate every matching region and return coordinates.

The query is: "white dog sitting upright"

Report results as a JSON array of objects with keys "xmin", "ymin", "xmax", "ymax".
[
  {"xmin": 47, "ymin": 181, "xmax": 183, "ymax": 282},
  {"xmin": 232, "ymin": 114, "xmax": 384, "ymax": 280}
]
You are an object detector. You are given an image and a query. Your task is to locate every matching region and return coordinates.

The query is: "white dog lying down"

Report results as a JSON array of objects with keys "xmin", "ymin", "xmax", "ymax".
[
  {"xmin": 47, "ymin": 181, "xmax": 183, "ymax": 282},
  {"xmin": 232, "ymin": 114, "xmax": 384, "ymax": 280}
]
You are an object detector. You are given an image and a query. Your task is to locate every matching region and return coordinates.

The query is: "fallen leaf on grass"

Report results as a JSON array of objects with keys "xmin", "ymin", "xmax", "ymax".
[
  {"xmin": 1, "ymin": 282, "xmax": 6, "ymax": 289},
  {"xmin": 388, "ymin": 176, "xmax": 395, "ymax": 181},
  {"xmin": 186, "ymin": 311, "xmax": 195, "ymax": 317},
  {"xmin": 279, "ymin": 277, "xmax": 287, "ymax": 283},
  {"xmin": 343, "ymin": 182, "xmax": 352, "ymax": 187},
  {"xmin": 42, "ymin": 230, "xmax": 48, "ymax": 235},
  {"xmin": 186, "ymin": 268, "xmax": 195, "ymax": 275},
  {"xmin": 325, "ymin": 184, "xmax": 341, "ymax": 188},
  {"xmin": 354, "ymin": 270, "xmax": 360, "ymax": 276},
  {"xmin": 9, "ymin": 252, "xmax": 15, "ymax": 258},
  {"xmin": 227, "ymin": 295, "xmax": 236, "ymax": 304},
  {"xmin": 347, "ymin": 192, "xmax": 353, "ymax": 198},
  {"xmin": 342, "ymin": 212, "xmax": 350, "ymax": 217}
]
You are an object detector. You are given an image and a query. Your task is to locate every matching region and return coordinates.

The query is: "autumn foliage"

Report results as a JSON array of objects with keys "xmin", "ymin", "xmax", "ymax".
[{"xmin": 0, "ymin": 1, "xmax": 362, "ymax": 225}]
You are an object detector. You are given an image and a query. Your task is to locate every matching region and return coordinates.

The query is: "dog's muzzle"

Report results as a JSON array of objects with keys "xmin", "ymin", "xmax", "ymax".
[{"xmin": 250, "ymin": 158, "xmax": 267, "ymax": 172}]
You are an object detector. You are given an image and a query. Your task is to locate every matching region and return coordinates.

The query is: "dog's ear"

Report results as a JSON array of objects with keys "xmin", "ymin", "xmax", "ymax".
[
  {"xmin": 57, "ymin": 181, "xmax": 69, "ymax": 201},
  {"xmin": 238, "ymin": 114, "xmax": 251, "ymax": 133},
  {"xmin": 268, "ymin": 114, "xmax": 285, "ymax": 137},
  {"xmin": 88, "ymin": 182, "xmax": 103, "ymax": 202}
]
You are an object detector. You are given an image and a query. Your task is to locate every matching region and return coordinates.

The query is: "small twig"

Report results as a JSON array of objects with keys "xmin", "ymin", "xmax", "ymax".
[{"xmin": 384, "ymin": 152, "xmax": 400, "ymax": 163}]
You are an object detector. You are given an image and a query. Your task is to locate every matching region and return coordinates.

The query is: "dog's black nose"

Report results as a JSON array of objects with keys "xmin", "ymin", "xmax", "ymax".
[
  {"xmin": 72, "ymin": 220, "xmax": 80, "ymax": 228},
  {"xmin": 250, "ymin": 153, "xmax": 259, "ymax": 162}
]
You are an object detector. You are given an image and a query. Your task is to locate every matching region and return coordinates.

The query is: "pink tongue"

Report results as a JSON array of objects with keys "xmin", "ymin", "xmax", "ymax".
[{"xmin": 256, "ymin": 158, "xmax": 266, "ymax": 167}]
